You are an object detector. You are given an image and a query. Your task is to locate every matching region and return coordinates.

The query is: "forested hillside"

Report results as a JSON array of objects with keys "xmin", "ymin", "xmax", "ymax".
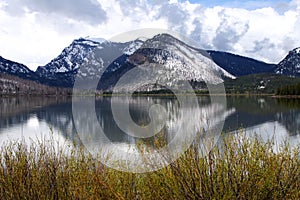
[{"xmin": 0, "ymin": 73, "xmax": 72, "ymax": 96}]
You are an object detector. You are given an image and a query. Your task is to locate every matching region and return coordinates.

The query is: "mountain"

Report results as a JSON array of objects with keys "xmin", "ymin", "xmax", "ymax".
[
  {"xmin": 36, "ymin": 37, "xmax": 143, "ymax": 87},
  {"xmin": 109, "ymin": 34, "xmax": 235, "ymax": 92},
  {"xmin": 36, "ymin": 34, "xmax": 235, "ymax": 90},
  {"xmin": 207, "ymin": 51, "xmax": 276, "ymax": 77},
  {"xmin": 33, "ymin": 34, "xmax": 300, "ymax": 92},
  {"xmin": 1, "ymin": 34, "xmax": 300, "ymax": 94},
  {"xmin": 0, "ymin": 56, "xmax": 36, "ymax": 80},
  {"xmin": 138, "ymin": 34, "xmax": 235, "ymax": 82},
  {"xmin": 275, "ymin": 47, "xmax": 300, "ymax": 76}
]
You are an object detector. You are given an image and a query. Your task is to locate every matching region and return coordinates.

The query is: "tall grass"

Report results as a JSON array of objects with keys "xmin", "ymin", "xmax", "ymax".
[{"xmin": 0, "ymin": 134, "xmax": 299, "ymax": 199}]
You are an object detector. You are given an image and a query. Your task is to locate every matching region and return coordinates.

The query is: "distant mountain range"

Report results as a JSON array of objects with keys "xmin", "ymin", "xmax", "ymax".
[{"xmin": 1, "ymin": 33, "xmax": 300, "ymax": 93}]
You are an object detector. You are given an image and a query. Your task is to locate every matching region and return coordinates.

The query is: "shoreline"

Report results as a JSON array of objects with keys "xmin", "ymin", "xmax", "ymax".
[{"xmin": 2, "ymin": 92, "xmax": 300, "ymax": 99}]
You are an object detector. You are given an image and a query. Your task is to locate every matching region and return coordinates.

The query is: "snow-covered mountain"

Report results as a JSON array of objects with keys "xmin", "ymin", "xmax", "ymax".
[
  {"xmin": 1, "ymin": 34, "xmax": 300, "ymax": 93},
  {"xmin": 0, "ymin": 56, "xmax": 36, "ymax": 80},
  {"xmin": 275, "ymin": 47, "xmax": 300, "ymax": 76},
  {"xmin": 106, "ymin": 34, "xmax": 235, "ymax": 92},
  {"xmin": 138, "ymin": 34, "xmax": 235, "ymax": 82},
  {"xmin": 36, "ymin": 34, "xmax": 235, "ymax": 90},
  {"xmin": 36, "ymin": 37, "xmax": 143, "ymax": 87},
  {"xmin": 37, "ymin": 37, "xmax": 143, "ymax": 74}
]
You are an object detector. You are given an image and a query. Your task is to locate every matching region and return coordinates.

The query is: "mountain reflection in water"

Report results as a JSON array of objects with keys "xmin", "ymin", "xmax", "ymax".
[{"xmin": 0, "ymin": 96, "xmax": 299, "ymax": 150}]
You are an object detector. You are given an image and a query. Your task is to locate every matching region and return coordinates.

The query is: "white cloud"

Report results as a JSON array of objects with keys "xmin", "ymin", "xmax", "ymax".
[
  {"xmin": 0, "ymin": 0, "xmax": 300, "ymax": 70},
  {"xmin": 212, "ymin": 9, "xmax": 250, "ymax": 51},
  {"xmin": 3, "ymin": 0, "xmax": 107, "ymax": 25}
]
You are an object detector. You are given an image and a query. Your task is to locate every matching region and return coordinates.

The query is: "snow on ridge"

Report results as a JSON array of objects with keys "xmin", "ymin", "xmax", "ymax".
[
  {"xmin": 162, "ymin": 39, "xmax": 235, "ymax": 83},
  {"xmin": 294, "ymin": 47, "xmax": 300, "ymax": 54},
  {"xmin": 80, "ymin": 40, "xmax": 99, "ymax": 47},
  {"xmin": 123, "ymin": 41, "xmax": 144, "ymax": 55}
]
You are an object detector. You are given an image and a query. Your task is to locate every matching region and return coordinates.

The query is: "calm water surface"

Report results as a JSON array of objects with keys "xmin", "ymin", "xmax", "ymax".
[{"xmin": 0, "ymin": 96, "xmax": 300, "ymax": 149}]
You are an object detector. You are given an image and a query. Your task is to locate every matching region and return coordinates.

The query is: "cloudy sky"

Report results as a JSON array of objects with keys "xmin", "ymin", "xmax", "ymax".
[{"xmin": 0, "ymin": 0, "xmax": 300, "ymax": 70}]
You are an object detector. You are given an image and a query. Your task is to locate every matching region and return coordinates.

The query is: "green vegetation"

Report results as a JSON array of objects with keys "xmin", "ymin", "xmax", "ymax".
[
  {"xmin": 276, "ymin": 82, "xmax": 300, "ymax": 96},
  {"xmin": 100, "ymin": 89, "xmax": 210, "ymax": 97},
  {"xmin": 0, "ymin": 134, "xmax": 299, "ymax": 199},
  {"xmin": 224, "ymin": 73, "xmax": 300, "ymax": 94},
  {"xmin": 3, "ymin": 71, "xmax": 300, "ymax": 96}
]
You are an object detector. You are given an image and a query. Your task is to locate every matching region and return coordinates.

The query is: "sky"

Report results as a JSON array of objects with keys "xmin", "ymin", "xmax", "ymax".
[{"xmin": 0, "ymin": 0, "xmax": 300, "ymax": 71}]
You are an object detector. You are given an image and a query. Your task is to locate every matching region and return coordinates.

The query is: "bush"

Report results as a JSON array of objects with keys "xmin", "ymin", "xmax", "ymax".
[{"xmin": 0, "ymin": 134, "xmax": 299, "ymax": 199}]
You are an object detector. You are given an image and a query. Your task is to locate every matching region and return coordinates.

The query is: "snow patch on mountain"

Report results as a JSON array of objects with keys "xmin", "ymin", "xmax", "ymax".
[
  {"xmin": 275, "ymin": 47, "xmax": 300, "ymax": 76},
  {"xmin": 137, "ymin": 34, "xmax": 235, "ymax": 84},
  {"xmin": 0, "ymin": 56, "xmax": 35, "ymax": 81},
  {"xmin": 123, "ymin": 40, "xmax": 143, "ymax": 55},
  {"xmin": 37, "ymin": 38, "xmax": 143, "ymax": 76}
]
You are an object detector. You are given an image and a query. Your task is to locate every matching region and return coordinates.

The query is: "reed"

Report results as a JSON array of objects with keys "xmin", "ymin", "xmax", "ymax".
[{"xmin": 0, "ymin": 134, "xmax": 299, "ymax": 199}]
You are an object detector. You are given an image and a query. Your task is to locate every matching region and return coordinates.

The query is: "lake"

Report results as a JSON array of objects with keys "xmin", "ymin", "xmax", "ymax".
[{"xmin": 1, "ymin": 95, "xmax": 300, "ymax": 152}]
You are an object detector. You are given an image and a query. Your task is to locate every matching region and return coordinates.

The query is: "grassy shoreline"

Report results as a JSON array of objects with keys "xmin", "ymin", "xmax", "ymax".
[{"xmin": 0, "ymin": 134, "xmax": 299, "ymax": 199}]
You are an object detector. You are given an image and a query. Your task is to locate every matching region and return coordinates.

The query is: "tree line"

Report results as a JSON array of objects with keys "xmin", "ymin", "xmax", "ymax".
[{"xmin": 276, "ymin": 82, "xmax": 300, "ymax": 95}]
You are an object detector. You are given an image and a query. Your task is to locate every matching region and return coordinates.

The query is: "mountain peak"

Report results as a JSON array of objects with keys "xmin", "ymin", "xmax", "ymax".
[
  {"xmin": 72, "ymin": 37, "xmax": 105, "ymax": 47},
  {"xmin": 147, "ymin": 33, "xmax": 184, "ymax": 45},
  {"xmin": 152, "ymin": 33, "xmax": 177, "ymax": 40}
]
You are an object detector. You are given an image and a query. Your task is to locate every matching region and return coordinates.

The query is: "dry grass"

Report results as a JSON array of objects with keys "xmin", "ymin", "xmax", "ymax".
[{"xmin": 0, "ymin": 134, "xmax": 299, "ymax": 199}]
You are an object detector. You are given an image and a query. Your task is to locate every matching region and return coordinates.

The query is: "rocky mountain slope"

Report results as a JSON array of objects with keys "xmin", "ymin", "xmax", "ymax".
[
  {"xmin": 36, "ymin": 37, "xmax": 143, "ymax": 87},
  {"xmin": 0, "ymin": 56, "xmax": 36, "ymax": 80},
  {"xmin": 275, "ymin": 47, "xmax": 300, "ymax": 76}
]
